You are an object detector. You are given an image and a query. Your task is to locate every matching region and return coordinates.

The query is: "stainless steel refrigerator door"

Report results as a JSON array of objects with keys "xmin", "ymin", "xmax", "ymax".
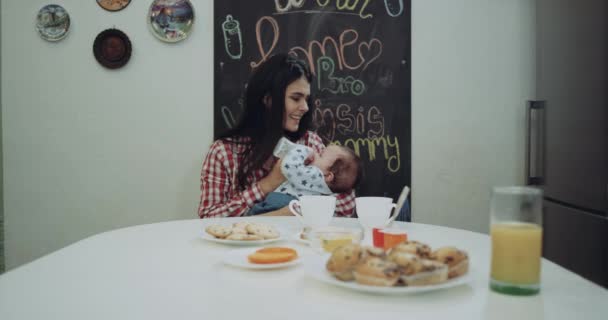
[
  {"xmin": 536, "ymin": 0, "xmax": 607, "ymax": 213},
  {"xmin": 543, "ymin": 200, "xmax": 608, "ymax": 288}
]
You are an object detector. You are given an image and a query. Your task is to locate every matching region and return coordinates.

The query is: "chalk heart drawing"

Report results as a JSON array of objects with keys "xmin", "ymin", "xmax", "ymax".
[{"xmin": 358, "ymin": 39, "xmax": 383, "ymax": 71}]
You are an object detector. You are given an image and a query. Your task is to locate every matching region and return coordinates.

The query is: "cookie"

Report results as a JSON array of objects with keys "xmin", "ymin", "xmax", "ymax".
[
  {"xmin": 226, "ymin": 233, "xmax": 263, "ymax": 241},
  {"xmin": 246, "ymin": 223, "xmax": 280, "ymax": 239},
  {"xmin": 233, "ymin": 221, "xmax": 250, "ymax": 229},
  {"xmin": 205, "ymin": 225, "xmax": 232, "ymax": 239},
  {"xmin": 232, "ymin": 226, "xmax": 248, "ymax": 235}
]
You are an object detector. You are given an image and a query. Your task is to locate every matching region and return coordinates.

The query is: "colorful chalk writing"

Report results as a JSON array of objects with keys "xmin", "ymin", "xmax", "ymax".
[
  {"xmin": 316, "ymin": 0, "xmax": 373, "ymax": 19},
  {"xmin": 291, "ymin": 28, "xmax": 383, "ymax": 74},
  {"xmin": 312, "ymin": 100, "xmax": 385, "ymax": 141},
  {"xmin": 384, "ymin": 0, "xmax": 404, "ymax": 17},
  {"xmin": 317, "ymin": 56, "xmax": 366, "ymax": 95},
  {"xmin": 275, "ymin": 0, "xmax": 305, "ymax": 13},
  {"xmin": 222, "ymin": 15, "xmax": 243, "ymax": 60},
  {"xmin": 333, "ymin": 135, "xmax": 400, "ymax": 172},
  {"xmin": 220, "ymin": 98, "xmax": 244, "ymax": 129},
  {"xmin": 220, "ymin": 105, "xmax": 237, "ymax": 128},
  {"xmin": 214, "ymin": 1, "xmax": 410, "ymax": 199},
  {"xmin": 250, "ymin": 16, "xmax": 279, "ymax": 69},
  {"xmin": 272, "ymin": 0, "xmax": 373, "ymax": 19},
  {"xmin": 250, "ymin": 16, "xmax": 383, "ymax": 74}
]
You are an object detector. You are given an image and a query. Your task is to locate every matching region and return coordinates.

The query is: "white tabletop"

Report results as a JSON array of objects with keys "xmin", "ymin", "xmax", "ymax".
[{"xmin": 0, "ymin": 217, "xmax": 606, "ymax": 319}]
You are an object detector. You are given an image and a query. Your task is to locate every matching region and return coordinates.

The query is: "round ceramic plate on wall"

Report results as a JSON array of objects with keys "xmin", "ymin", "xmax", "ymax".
[
  {"xmin": 148, "ymin": 0, "xmax": 195, "ymax": 43},
  {"xmin": 93, "ymin": 29, "xmax": 132, "ymax": 69},
  {"xmin": 96, "ymin": 0, "xmax": 131, "ymax": 12},
  {"xmin": 36, "ymin": 4, "xmax": 70, "ymax": 42}
]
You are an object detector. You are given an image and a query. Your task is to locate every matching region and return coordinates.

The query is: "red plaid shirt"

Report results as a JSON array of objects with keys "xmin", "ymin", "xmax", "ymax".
[{"xmin": 198, "ymin": 131, "xmax": 356, "ymax": 218}]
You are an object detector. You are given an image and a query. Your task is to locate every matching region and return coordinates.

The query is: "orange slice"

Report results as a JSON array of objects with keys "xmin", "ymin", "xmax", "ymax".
[{"xmin": 247, "ymin": 247, "xmax": 298, "ymax": 264}]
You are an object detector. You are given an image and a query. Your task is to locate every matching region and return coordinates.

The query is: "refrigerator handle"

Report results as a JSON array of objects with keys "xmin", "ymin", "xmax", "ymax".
[{"xmin": 526, "ymin": 100, "xmax": 546, "ymax": 185}]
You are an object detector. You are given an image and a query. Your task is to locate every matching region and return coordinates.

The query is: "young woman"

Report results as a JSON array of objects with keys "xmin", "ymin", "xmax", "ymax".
[{"xmin": 198, "ymin": 54, "xmax": 356, "ymax": 218}]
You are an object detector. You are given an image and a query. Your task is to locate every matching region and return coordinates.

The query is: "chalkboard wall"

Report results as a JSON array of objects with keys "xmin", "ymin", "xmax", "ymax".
[{"xmin": 214, "ymin": 0, "xmax": 411, "ymax": 200}]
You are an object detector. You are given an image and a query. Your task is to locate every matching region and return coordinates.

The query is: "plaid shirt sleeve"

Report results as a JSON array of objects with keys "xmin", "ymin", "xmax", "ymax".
[
  {"xmin": 198, "ymin": 140, "xmax": 265, "ymax": 218},
  {"xmin": 305, "ymin": 132, "xmax": 356, "ymax": 217}
]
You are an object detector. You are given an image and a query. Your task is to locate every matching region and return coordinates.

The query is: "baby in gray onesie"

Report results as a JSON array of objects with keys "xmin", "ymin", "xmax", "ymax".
[{"xmin": 247, "ymin": 144, "xmax": 363, "ymax": 215}]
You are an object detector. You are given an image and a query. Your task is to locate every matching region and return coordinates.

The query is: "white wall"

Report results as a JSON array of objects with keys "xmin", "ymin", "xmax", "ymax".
[
  {"xmin": 1, "ymin": 0, "xmax": 535, "ymax": 269},
  {"xmin": 411, "ymin": 0, "xmax": 535, "ymax": 232},
  {"xmin": 1, "ymin": 0, "xmax": 214, "ymax": 269}
]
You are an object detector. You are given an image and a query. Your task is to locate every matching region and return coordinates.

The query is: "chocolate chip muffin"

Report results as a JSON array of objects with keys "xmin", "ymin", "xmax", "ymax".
[
  {"xmin": 326, "ymin": 243, "xmax": 363, "ymax": 281},
  {"xmin": 431, "ymin": 246, "xmax": 469, "ymax": 278},
  {"xmin": 392, "ymin": 240, "xmax": 432, "ymax": 258},
  {"xmin": 353, "ymin": 257, "xmax": 400, "ymax": 287}
]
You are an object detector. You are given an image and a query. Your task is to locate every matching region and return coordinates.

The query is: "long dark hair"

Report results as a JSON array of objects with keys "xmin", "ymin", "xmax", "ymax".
[{"xmin": 219, "ymin": 53, "xmax": 313, "ymax": 190}]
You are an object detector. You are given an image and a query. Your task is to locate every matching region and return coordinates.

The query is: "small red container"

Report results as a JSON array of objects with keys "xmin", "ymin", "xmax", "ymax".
[{"xmin": 372, "ymin": 228, "xmax": 385, "ymax": 248}]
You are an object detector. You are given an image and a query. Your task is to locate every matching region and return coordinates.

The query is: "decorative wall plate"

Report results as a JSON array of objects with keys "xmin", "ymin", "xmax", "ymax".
[
  {"xmin": 148, "ymin": 0, "xmax": 195, "ymax": 43},
  {"xmin": 96, "ymin": 0, "xmax": 131, "ymax": 12},
  {"xmin": 93, "ymin": 29, "xmax": 132, "ymax": 69},
  {"xmin": 36, "ymin": 4, "xmax": 70, "ymax": 41}
]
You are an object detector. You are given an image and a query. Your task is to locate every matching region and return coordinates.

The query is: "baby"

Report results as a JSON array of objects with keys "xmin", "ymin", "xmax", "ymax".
[{"xmin": 247, "ymin": 144, "xmax": 363, "ymax": 215}]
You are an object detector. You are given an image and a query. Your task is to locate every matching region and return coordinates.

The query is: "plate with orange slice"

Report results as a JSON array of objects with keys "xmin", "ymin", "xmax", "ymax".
[{"xmin": 222, "ymin": 247, "xmax": 301, "ymax": 270}]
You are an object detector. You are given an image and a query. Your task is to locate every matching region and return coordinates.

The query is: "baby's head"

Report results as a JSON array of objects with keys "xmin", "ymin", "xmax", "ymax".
[{"xmin": 312, "ymin": 145, "xmax": 363, "ymax": 193}]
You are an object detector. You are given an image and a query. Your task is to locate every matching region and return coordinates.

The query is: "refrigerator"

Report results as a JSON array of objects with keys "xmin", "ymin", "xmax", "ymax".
[{"xmin": 529, "ymin": 0, "xmax": 607, "ymax": 288}]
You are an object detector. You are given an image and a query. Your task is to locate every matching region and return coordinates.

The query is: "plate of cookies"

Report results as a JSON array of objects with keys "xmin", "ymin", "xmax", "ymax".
[
  {"xmin": 223, "ymin": 247, "xmax": 301, "ymax": 269},
  {"xmin": 304, "ymin": 241, "xmax": 472, "ymax": 294},
  {"xmin": 203, "ymin": 221, "xmax": 284, "ymax": 245}
]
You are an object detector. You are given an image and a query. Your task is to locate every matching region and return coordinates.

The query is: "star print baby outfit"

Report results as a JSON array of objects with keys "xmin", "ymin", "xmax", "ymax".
[{"xmin": 246, "ymin": 145, "xmax": 332, "ymax": 215}]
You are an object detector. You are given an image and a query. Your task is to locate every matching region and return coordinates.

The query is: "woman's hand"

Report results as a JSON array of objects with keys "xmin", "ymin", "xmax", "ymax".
[{"xmin": 257, "ymin": 158, "xmax": 286, "ymax": 195}]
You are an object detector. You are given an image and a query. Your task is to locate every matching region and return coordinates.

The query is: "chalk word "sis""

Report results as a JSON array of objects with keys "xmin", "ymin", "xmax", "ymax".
[{"xmin": 313, "ymin": 102, "xmax": 385, "ymax": 142}]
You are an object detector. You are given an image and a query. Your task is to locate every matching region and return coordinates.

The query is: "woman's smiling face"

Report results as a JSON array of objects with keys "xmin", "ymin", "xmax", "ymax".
[{"xmin": 282, "ymin": 76, "xmax": 310, "ymax": 132}]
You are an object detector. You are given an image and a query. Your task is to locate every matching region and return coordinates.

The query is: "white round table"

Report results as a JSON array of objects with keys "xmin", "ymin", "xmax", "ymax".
[{"xmin": 0, "ymin": 217, "xmax": 606, "ymax": 319}]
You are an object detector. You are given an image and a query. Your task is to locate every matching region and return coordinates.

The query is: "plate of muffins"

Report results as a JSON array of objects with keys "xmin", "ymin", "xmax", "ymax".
[{"xmin": 304, "ymin": 241, "xmax": 472, "ymax": 294}]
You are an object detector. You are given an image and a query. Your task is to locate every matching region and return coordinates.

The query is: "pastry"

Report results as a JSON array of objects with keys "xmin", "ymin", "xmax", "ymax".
[
  {"xmin": 392, "ymin": 240, "xmax": 432, "ymax": 258},
  {"xmin": 246, "ymin": 223, "xmax": 280, "ymax": 239},
  {"xmin": 248, "ymin": 247, "xmax": 298, "ymax": 264},
  {"xmin": 225, "ymin": 233, "xmax": 263, "ymax": 241},
  {"xmin": 205, "ymin": 221, "xmax": 281, "ymax": 241},
  {"xmin": 326, "ymin": 243, "xmax": 363, "ymax": 281},
  {"xmin": 362, "ymin": 246, "xmax": 386, "ymax": 259},
  {"xmin": 231, "ymin": 227, "xmax": 248, "ymax": 235},
  {"xmin": 353, "ymin": 257, "xmax": 400, "ymax": 287},
  {"xmin": 431, "ymin": 246, "xmax": 469, "ymax": 278},
  {"xmin": 400, "ymin": 259, "xmax": 448, "ymax": 286},
  {"xmin": 205, "ymin": 225, "xmax": 232, "ymax": 238},
  {"xmin": 387, "ymin": 251, "xmax": 423, "ymax": 276},
  {"xmin": 233, "ymin": 221, "xmax": 250, "ymax": 229},
  {"xmin": 232, "ymin": 221, "xmax": 250, "ymax": 234}
]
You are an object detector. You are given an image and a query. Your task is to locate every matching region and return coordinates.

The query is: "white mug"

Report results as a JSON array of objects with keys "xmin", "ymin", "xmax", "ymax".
[
  {"xmin": 355, "ymin": 197, "xmax": 397, "ymax": 228},
  {"xmin": 288, "ymin": 195, "xmax": 336, "ymax": 228}
]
